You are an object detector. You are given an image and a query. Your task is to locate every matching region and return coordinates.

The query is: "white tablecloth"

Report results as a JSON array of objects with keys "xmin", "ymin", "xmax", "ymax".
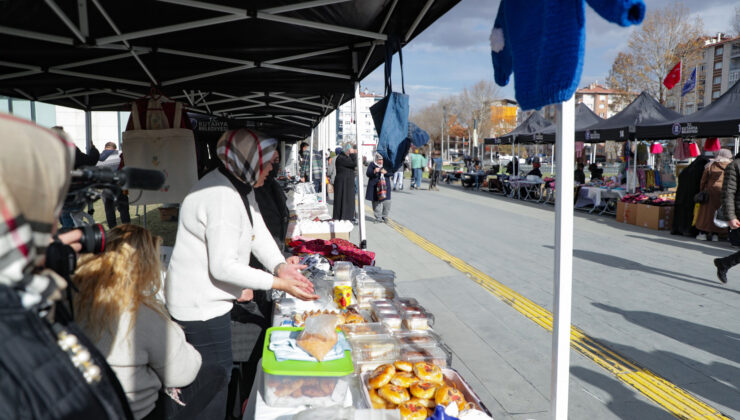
[{"xmin": 575, "ymin": 187, "xmax": 625, "ymax": 209}]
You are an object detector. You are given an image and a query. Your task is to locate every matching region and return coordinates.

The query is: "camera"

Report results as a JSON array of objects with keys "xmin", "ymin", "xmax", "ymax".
[{"xmin": 59, "ymin": 224, "xmax": 107, "ymax": 254}]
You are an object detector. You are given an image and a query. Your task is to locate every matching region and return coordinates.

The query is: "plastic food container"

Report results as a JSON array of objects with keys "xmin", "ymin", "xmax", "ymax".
[
  {"xmin": 262, "ymin": 327, "xmax": 353, "ymax": 408},
  {"xmin": 400, "ymin": 343, "xmax": 453, "ymax": 367},
  {"xmin": 394, "ymin": 297, "xmax": 418, "ymax": 308},
  {"xmin": 353, "ymin": 358, "xmax": 398, "ymax": 374},
  {"xmin": 394, "ymin": 330, "xmax": 445, "ymax": 347},
  {"xmin": 340, "ymin": 322, "xmax": 391, "ymax": 338},
  {"xmin": 360, "ymin": 367, "xmax": 492, "ymax": 416},
  {"xmin": 374, "ymin": 312, "xmax": 402, "ymax": 331},
  {"xmin": 333, "ymin": 262, "xmax": 354, "ymax": 283},
  {"xmin": 348, "ymin": 335, "xmax": 400, "ymax": 362},
  {"xmin": 402, "ymin": 312, "xmax": 434, "ymax": 331}
]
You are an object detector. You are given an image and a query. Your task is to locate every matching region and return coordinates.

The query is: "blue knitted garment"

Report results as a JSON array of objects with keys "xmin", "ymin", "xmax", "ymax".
[{"xmin": 491, "ymin": 0, "xmax": 645, "ymax": 111}]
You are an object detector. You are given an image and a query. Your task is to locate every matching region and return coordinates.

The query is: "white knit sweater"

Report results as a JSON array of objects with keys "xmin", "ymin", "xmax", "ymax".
[
  {"xmin": 90, "ymin": 305, "xmax": 202, "ymax": 420},
  {"xmin": 165, "ymin": 169, "xmax": 285, "ymax": 321}
]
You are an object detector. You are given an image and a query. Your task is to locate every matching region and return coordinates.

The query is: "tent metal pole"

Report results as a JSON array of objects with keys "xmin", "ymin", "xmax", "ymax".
[
  {"xmin": 321, "ymin": 117, "xmax": 327, "ymax": 203},
  {"xmin": 262, "ymin": 0, "xmax": 352, "ymax": 15},
  {"xmin": 44, "ymin": 0, "xmax": 86, "ymax": 43},
  {"xmin": 735, "ymin": 137, "xmax": 739, "ymax": 156},
  {"xmin": 309, "ymin": 128, "xmax": 314, "ymax": 191},
  {"xmin": 551, "ymin": 95, "xmax": 575, "ymax": 420},
  {"xmin": 260, "ymin": 63, "xmax": 352, "ymax": 79},
  {"xmin": 85, "ymin": 109, "xmax": 93, "ymax": 153},
  {"xmin": 161, "ymin": 65, "xmax": 254, "ymax": 86},
  {"xmin": 355, "ymin": 82, "xmax": 367, "ymax": 249},
  {"xmin": 96, "ymin": 14, "xmax": 246, "ymax": 44},
  {"xmin": 257, "ymin": 12, "xmax": 387, "ymax": 41},
  {"xmin": 48, "ymin": 68, "xmax": 149, "ymax": 86},
  {"xmin": 0, "ymin": 24, "xmax": 73, "ymax": 44}
]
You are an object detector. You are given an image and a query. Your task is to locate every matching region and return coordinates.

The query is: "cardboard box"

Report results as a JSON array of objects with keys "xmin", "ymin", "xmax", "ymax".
[
  {"xmin": 158, "ymin": 206, "xmax": 179, "ymax": 222},
  {"xmin": 300, "ymin": 232, "xmax": 351, "ymax": 241},
  {"xmin": 636, "ymin": 204, "xmax": 673, "ymax": 230},
  {"xmin": 616, "ymin": 201, "xmax": 638, "ymax": 225}
]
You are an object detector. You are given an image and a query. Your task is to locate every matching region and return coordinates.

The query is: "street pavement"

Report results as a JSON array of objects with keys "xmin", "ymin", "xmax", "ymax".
[{"xmin": 343, "ymin": 178, "xmax": 740, "ymax": 419}]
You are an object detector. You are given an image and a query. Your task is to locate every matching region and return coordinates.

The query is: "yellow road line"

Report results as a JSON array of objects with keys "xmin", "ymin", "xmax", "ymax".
[{"xmin": 384, "ymin": 217, "xmax": 729, "ymax": 419}]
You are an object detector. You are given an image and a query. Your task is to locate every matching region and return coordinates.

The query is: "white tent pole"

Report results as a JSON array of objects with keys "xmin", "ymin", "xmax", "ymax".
[
  {"xmin": 309, "ymin": 128, "xmax": 314, "ymax": 190},
  {"xmin": 734, "ymin": 137, "xmax": 739, "ymax": 156},
  {"xmin": 551, "ymin": 95, "xmax": 575, "ymax": 420},
  {"xmin": 632, "ymin": 139, "xmax": 637, "ymax": 193},
  {"xmin": 355, "ymin": 82, "xmax": 367, "ymax": 248},
  {"xmin": 321, "ymin": 117, "xmax": 327, "ymax": 203}
]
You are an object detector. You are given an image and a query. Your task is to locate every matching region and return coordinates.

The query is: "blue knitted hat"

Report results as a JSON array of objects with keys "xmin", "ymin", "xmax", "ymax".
[{"xmin": 491, "ymin": 0, "xmax": 645, "ymax": 111}]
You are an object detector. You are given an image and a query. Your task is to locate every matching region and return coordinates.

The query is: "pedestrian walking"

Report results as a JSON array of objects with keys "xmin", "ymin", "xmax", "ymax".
[
  {"xmin": 410, "ymin": 148, "xmax": 426, "ymax": 190},
  {"xmin": 696, "ymin": 149, "xmax": 732, "ymax": 241},
  {"xmin": 429, "ymin": 150, "xmax": 443, "ymax": 191},
  {"xmin": 714, "ymin": 152, "xmax": 740, "ymax": 283},
  {"xmin": 366, "ymin": 153, "xmax": 392, "ymax": 223}
]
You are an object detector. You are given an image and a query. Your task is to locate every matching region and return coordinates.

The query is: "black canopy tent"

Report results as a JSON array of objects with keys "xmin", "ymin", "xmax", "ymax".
[
  {"xmin": 537, "ymin": 103, "xmax": 605, "ymax": 143},
  {"xmin": 580, "ymin": 91, "xmax": 681, "ymax": 142},
  {"xmin": 638, "ymin": 80, "xmax": 740, "ymax": 139},
  {"xmin": 0, "ymin": 0, "xmax": 461, "ymax": 140},
  {"xmin": 492, "ymin": 110, "xmax": 554, "ymax": 144}
]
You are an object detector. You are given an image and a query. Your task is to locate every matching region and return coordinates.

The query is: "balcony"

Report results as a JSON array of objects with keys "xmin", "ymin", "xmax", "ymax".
[{"xmin": 730, "ymin": 71, "xmax": 740, "ymax": 86}]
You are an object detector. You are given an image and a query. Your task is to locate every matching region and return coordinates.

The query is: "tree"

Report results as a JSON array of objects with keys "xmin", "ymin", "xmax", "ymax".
[
  {"xmin": 455, "ymin": 80, "xmax": 499, "ymax": 148},
  {"xmin": 606, "ymin": 52, "xmax": 639, "ymax": 112},
  {"xmin": 607, "ymin": 2, "xmax": 704, "ymax": 104}
]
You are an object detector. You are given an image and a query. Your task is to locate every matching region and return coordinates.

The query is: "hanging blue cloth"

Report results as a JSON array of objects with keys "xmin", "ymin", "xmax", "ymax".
[{"xmin": 490, "ymin": 0, "xmax": 645, "ymax": 110}]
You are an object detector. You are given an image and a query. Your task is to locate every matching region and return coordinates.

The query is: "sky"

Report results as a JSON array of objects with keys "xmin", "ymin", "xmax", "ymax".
[{"xmin": 361, "ymin": 0, "xmax": 739, "ymax": 113}]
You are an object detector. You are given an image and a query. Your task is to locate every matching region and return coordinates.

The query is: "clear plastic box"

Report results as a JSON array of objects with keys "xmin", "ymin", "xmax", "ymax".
[
  {"xmin": 262, "ymin": 327, "xmax": 354, "ymax": 408},
  {"xmin": 348, "ymin": 335, "xmax": 400, "ymax": 362},
  {"xmin": 400, "ymin": 343, "xmax": 452, "ymax": 367},
  {"xmin": 374, "ymin": 312, "xmax": 402, "ymax": 331},
  {"xmin": 340, "ymin": 322, "xmax": 391, "ymax": 338},
  {"xmin": 401, "ymin": 312, "xmax": 434, "ymax": 331},
  {"xmin": 333, "ymin": 261, "xmax": 354, "ymax": 283},
  {"xmin": 393, "ymin": 330, "xmax": 445, "ymax": 347}
]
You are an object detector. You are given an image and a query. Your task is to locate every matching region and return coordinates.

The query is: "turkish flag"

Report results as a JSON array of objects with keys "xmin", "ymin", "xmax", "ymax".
[{"xmin": 663, "ymin": 61, "xmax": 681, "ymax": 89}]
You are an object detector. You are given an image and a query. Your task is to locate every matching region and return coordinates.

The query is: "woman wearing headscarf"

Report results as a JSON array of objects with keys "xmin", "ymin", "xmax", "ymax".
[
  {"xmin": 332, "ymin": 142, "xmax": 358, "ymax": 221},
  {"xmin": 165, "ymin": 128, "xmax": 317, "ymax": 418},
  {"xmin": 695, "ymin": 148, "xmax": 733, "ymax": 241},
  {"xmin": 0, "ymin": 114, "xmax": 133, "ymax": 419},
  {"xmin": 366, "ymin": 152, "xmax": 392, "ymax": 223}
]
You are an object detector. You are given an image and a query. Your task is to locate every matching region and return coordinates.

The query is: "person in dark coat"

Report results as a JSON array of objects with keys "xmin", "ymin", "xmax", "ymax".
[
  {"xmin": 672, "ymin": 154, "xmax": 710, "ymax": 236},
  {"xmin": 366, "ymin": 153, "xmax": 392, "ymax": 223},
  {"xmin": 574, "ymin": 163, "xmax": 586, "ymax": 184},
  {"xmin": 332, "ymin": 142, "xmax": 357, "ymax": 221},
  {"xmin": 714, "ymin": 155, "xmax": 740, "ymax": 283}
]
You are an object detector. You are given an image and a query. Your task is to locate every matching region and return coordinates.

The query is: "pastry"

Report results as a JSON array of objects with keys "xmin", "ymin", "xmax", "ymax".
[
  {"xmin": 409, "ymin": 397, "xmax": 435, "ymax": 408},
  {"xmin": 377, "ymin": 383, "xmax": 410, "ymax": 405},
  {"xmin": 409, "ymin": 381, "xmax": 437, "ymax": 400},
  {"xmin": 355, "ymin": 341, "xmax": 396, "ymax": 360},
  {"xmin": 369, "ymin": 388, "xmax": 387, "ymax": 409},
  {"xmin": 394, "ymin": 360, "xmax": 413, "ymax": 372},
  {"xmin": 296, "ymin": 331, "xmax": 338, "ymax": 362},
  {"xmin": 413, "ymin": 362, "xmax": 443, "ymax": 383},
  {"xmin": 319, "ymin": 378, "xmax": 335, "ymax": 394},
  {"xmin": 390, "ymin": 372, "xmax": 419, "ymax": 388},
  {"xmin": 274, "ymin": 379, "xmax": 304, "ymax": 397},
  {"xmin": 343, "ymin": 312, "xmax": 365, "ymax": 324},
  {"xmin": 399, "ymin": 400, "xmax": 428, "ymax": 420},
  {"xmin": 435, "ymin": 385, "xmax": 467, "ymax": 411},
  {"xmin": 368, "ymin": 364, "xmax": 395, "ymax": 388}
]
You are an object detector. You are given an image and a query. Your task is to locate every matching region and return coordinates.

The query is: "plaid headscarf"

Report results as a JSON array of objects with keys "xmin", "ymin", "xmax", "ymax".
[
  {"xmin": 0, "ymin": 113, "xmax": 75, "ymax": 309},
  {"xmin": 216, "ymin": 128, "xmax": 278, "ymax": 186}
]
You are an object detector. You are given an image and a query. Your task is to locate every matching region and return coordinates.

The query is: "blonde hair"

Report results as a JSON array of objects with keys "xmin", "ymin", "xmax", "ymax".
[{"xmin": 73, "ymin": 224, "xmax": 168, "ymax": 340}]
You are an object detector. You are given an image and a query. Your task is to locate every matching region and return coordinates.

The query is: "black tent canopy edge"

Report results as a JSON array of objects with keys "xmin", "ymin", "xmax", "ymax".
[{"xmin": 0, "ymin": 0, "xmax": 461, "ymax": 139}]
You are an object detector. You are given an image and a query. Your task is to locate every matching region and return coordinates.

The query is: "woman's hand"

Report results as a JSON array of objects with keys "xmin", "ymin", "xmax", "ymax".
[
  {"xmin": 272, "ymin": 274, "xmax": 318, "ymax": 301},
  {"xmin": 374, "ymin": 167, "xmax": 380, "ymax": 173},
  {"xmin": 286, "ymin": 256, "xmax": 301, "ymax": 265},
  {"xmin": 237, "ymin": 289, "xmax": 254, "ymax": 302},
  {"xmin": 55, "ymin": 229, "xmax": 83, "ymax": 253},
  {"xmin": 730, "ymin": 219, "xmax": 740, "ymax": 229}
]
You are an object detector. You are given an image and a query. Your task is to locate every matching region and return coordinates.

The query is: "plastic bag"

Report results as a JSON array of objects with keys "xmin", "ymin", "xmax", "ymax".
[
  {"xmin": 297, "ymin": 314, "xmax": 340, "ymax": 361},
  {"xmin": 293, "ymin": 407, "xmax": 400, "ymax": 420}
]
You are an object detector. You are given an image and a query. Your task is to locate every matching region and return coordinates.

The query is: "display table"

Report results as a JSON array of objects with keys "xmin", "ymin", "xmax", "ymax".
[
  {"xmin": 508, "ymin": 178, "xmax": 544, "ymax": 201},
  {"xmin": 461, "ymin": 171, "xmax": 486, "ymax": 190},
  {"xmin": 575, "ymin": 186, "xmax": 625, "ymax": 215}
]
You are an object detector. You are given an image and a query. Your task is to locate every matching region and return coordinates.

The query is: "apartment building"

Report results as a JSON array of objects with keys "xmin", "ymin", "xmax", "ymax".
[{"xmin": 518, "ymin": 83, "xmax": 629, "ymax": 124}]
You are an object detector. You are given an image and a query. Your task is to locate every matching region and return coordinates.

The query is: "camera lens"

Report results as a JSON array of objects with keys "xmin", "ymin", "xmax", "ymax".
[{"xmin": 78, "ymin": 224, "xmax": 106, "ymax": 253}]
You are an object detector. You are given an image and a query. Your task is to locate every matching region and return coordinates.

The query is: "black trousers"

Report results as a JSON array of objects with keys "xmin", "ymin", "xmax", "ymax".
[
  {"xmin": 142, "ymin": 363, "xmax": 226, "ymax": 420},
  {"xmin": 104, "ymin": 191, "xmax": 130, "ymax": 228},
  {"xmin": 175, "ymin": 312, "xmax": 233, "ymax": 420},
  {"xmin": 717, "ymin": 250, "xmax": 740, "ymax": 270}
]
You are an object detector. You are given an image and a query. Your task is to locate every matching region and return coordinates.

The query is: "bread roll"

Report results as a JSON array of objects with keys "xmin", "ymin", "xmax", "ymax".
[
  {"xmin": 394, "ymin": 360, "xmax": 413, "ymax": 372},
  {"xmin": 377, "ymin": 383, "xmax": 410, "ymax": 405},
  {"xmin": 369, "ymin": 388, "xmax": 387, "ymax": 409},
  {"xmin": 413, "ymin": 362, "xmax": 443, "ymax": 383},
  {"xmin": 390, "ymin": 371, "xmax": 419, "ymax": 388},
  {"xmin": 368, "ymin": 364, "xmax": 395, "ymax": 388},
  {"xmin": 399, "ymin": 400, "xmax": 428, "ymax": 420},
  {"xmin": 435, "ymin": 385, "xmax": 467, "ymax": 411},
  {"xmin": 409, "ymin": 381, "xmax": 438, "ymax": 400},
  {"xmin": 409, "ymin": 397, "xmax": 435, "ymax": 408}
]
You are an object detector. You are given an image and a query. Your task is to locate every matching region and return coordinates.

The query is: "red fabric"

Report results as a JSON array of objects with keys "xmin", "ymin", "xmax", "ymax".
[
  {"xmin": 649, "ymin": 143, "xmax": 663, "ymax": 154},
  {"xmin": 288, "ymin": 238, "xmax": 375, "ymax": 267},
  {"xmin": 704, "ymin": 138, "xmax": 720, "ymax": 152},
  {"xmin": 663, "ymin": 61, "xmax": 681, "ymax": 89},
  {"xmin": 688, "ymin": 142, "xmax": 700, "ymax": 157}
]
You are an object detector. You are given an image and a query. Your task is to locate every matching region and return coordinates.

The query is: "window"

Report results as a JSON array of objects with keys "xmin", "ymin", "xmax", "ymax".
[
  {"xmin": 714, "ymin": 76, "xmax": 722, "ymax": 85},
  {"xmin": 731, "ymin": 57, "xmax": 740, "ymax": 72},
  {"xmin": 667, "ymin": 98, "xmax": 675, "ymax": 108},
  {"xmin": 598, "ymin": 103, "xmax": 605, "ymax": 109},
  {"xmin": 599, "ymin": 95, "xmax": 606, "ymax": 101},
  {"xmin": 733, "ymin": 43, "xmax": 740, "ymax": 57},
  {"xmin": 714, "ymin": 61, "xmax": 722, "ymax": 70},
  {"xmin": 712, "ymin": 90, "xmax": 721, "ymax": 99},
  {"xmin": 715, "ymin": 47, "xmax": 723, "ymax": 56}
]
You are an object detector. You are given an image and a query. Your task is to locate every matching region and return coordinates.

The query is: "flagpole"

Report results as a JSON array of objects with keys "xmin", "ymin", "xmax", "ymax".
[
  {"xmin": 677, "ymin": 60, "xmax": 683, "ymax": 114},
  {"xmin": 694, "ymin": 66, "xmax": 698, "ymax": 112}
]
